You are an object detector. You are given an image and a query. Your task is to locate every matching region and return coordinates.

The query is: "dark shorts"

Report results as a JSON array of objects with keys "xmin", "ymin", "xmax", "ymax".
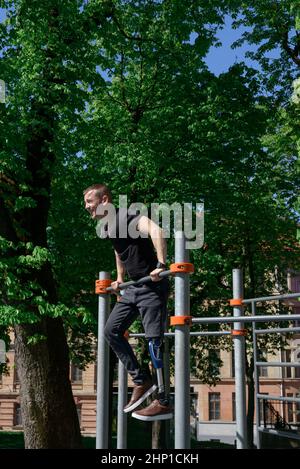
[{"xmin": 106, "ymin": 278, "xmax": 169, "ymax": 339}]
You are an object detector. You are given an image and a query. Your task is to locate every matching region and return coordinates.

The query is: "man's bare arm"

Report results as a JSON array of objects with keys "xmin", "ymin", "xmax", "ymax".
[
  {"xmin": 115, "ymin": 250, "xmax": 126, "ymax": 283},
  {"xmin": 109, "ymin": 250, "xmax": 126, "ymax": 295},
  {"xmin": 137, "ymin": 216, "xmax": 167, "ymax": 281}
]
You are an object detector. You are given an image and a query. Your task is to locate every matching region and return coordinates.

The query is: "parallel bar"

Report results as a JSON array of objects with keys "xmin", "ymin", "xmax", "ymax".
[
  {"xmin": 117, "ymin": 360, "xmax": 128, "ymax": 449},
  {"xmin": 232, "ymin": 269, "xmax": 247, "ymax": 449},
  {"xmin": 164, "ymin": 336, "xmax": 171, "ymax": 449},
  {"xmin": 192, "ymin": 314, "xmax": 300, "ymax": 324},
  {"xmin": 254, "ymin": 327, "xmax": 300, "ymax": 335},
  {"xmin": 174, "ymin": 231, "xmax": 190, "ymax": 449},
  {"xmin": 243, "ymin": 292, "xmax": 300, "ymax": 304},
  {"xmin": 107, "ymin": 270, "xmax": 172, "ymax": 291},
  {"xmin": 256, "ymin": 362, "xmax": 300, "ymax": 367},
  {"xmin": 96, "ymin": 272, "xmax": 110, "ymax": 449},
  {"xmin": 257, "ymin": 394, "xmax": 300, "ymax": 404},
  {"xmin": 252, "ymin": 301, "xmax": 261, "ymax": 449},
  {"xmin": 129, "ymin": 331, "xmax": 231, "ymax": 338},
  {"xmin": 258, "ymin": 428, "xmax": 300, "ymax": 441}
]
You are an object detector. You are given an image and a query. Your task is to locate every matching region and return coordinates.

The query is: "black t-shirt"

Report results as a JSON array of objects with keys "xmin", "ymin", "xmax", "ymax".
[{"xmin": 108, "ymin": 208, "xmax": 158, "ymax": 280}]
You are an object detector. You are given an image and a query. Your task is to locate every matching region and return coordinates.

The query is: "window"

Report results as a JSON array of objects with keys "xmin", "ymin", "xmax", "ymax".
[
  {"xmin": 295, "ymin": 351, "xmax": 300, "ymax": 379},
  {"xmin": 296, "ymin": 394, "xmax": 300, "ymax": 424},
  {"xmin": 232, "ymin": 392, "xmax": 236, "ymax": 421},
  {"xmin": 231, "ymin": 352, "xmax": 235, "ymax": 378},
  {"xmin": 14, "ymin": 403, "xmax": 22, "ymax": 426},
  {"xmin": 287, "ymin": 393, "xmax": 294, "ymax": 423},
  {"xmin": 259, "ymin": 394, "xmax": 271, "ymax": 425},
  {"xmin": 76, "ymin": 404, "xmax": 82, "ymax": 425},
  {"xmin": 258, "ymin": 350, "xmax": 268, "ymax": 377},
  {"xmin": 283, "ymin": 350, "xmax": 292, "ymax": 378},
  {"xmin": 94, "ymin": 360, "xmax": 97, "ymax": 386},
  {"xmin": 71, "ymin": 365, "xmax": 83, "ymax": 383},
  {"xmin": 294, "ymin": 308, "xmax": 300, "ymax": 328},
  {"xmin": 0, "ymin": 339, "xmax": 5, "ymax": 364},
  {"xmin": 292, "ymin": 277, "xmax": 300, "ymax": 293},
  {"xmin": 209, "ymin": 392, "xmax": 220, "ymax": 420}
]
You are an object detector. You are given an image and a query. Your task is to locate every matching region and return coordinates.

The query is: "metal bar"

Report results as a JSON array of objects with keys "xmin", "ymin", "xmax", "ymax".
[
  {"xmin": 106, "ymin": 269, "xmax": 172, "ymax": 292},
  {"xmin": 192, "ymin": 314, "xmax": 300, "ymax": 324},
  {"xmin": 96, "ymin": 272, "xmax": 110, "ymax": 449},
  {"xmin": 258, "ymin": 427, "xmax": 300, "ymax": 441},
  {"xmin": 252, "ymin": 301, "xmax": 261, "ymax": 449},
  {"xmin": 189, "ymin": 331, "xmax": 231, "ymax": 336},
  {"xmin": 129, "ymin": 331, "xmax": 231, "ymax": 338},
  {"xmin": 257, "ymin": 394, "xmax": 300, "ymax": 404},
  {"xmin": 243, "ymin": 292, "xmax": 300, "ymax": 304},
  {"xmin": 232, "ymin": 269, "xmax": 247, "ymax": 449},
  {"xmin": 254, "ymin": 327, "xmax": 300, "ymax": 335},
  {"xmin": 164, "ymin": 336, "xmax": 171, "ymax": 449},
  {"xmin": 174, "ymin": 231, "xmax": 190, "ymax": 449},
  {"xmin": 256, "ymin": 362, "xmax": 300, "ymax": 367},
  {"xmin": 117, "ymin": 360, "xmax": 128, "ymax": 449}
]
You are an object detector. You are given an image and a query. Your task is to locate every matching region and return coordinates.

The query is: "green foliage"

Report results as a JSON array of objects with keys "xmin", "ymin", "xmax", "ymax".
[
  {"xmin": 229, "ymin": 0, "xmax": 299, "ymax": 101},
  {"xmin": 0, "ymin": 0, "xmax": 299, "ymax": 383},
  {"xmin": 291, "ymin": 1, "xmax": 300, "ymax": 29}
]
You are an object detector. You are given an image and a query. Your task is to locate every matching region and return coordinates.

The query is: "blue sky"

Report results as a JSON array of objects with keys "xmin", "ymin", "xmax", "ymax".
[{"xmin": 0, "ymin": 8, "xmax": 271, "ymax": 76}]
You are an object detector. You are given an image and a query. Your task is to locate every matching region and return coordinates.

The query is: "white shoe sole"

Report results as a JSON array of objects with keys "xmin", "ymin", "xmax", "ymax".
[
  {"xmin": 131, "ymin": 411, "xmax": 173, "ymax": 421},
  {"xmin": 123, "ymin": 384, "xmax": 157, "ymax": 413}
]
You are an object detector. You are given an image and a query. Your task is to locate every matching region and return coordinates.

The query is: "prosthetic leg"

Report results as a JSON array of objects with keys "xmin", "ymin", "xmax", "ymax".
[
  {"xmin": 148, "ymin": 338, "xmax": 167, "ymax": 404},
  {"xmin": 131, "ymin": 338, "xmax": 173, "ymax": 420}
]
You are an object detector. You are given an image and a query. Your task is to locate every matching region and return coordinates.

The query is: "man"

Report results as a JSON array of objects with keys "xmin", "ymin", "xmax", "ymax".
[{"xmin": 84, "ymin": 183, "xmax": 172, "ymax": 420}]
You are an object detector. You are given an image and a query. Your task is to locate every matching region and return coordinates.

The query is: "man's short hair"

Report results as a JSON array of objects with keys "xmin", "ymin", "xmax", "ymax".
[{"xmin": 83, "ymin": 184, "xmax": 112, "ymax": 200}]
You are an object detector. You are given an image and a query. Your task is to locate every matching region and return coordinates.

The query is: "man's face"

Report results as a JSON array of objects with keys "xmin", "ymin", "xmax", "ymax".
[{"xmin": 84, "ymin": 190, "xmax": 107, "ymax": 220}]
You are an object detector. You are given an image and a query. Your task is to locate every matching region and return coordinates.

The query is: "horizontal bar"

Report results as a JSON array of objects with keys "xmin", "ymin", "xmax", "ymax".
[
  {"xmin": 129, "ymin": 331, "xmax": 231, "ymax": 338},
  {"xmin": 106, "ymin": 276, "xmax": 299, "ymax": 303},
  {"xmin": 243, "ymin": 292, "xmax": 300, "ymax": 304},
  {"xmin": 258, "ymin": 427, "xmax": 300, "ymax": 441},
  {"xmin": 106, "ymin": 269, "xmax": 172, "ymax": 292},
  {"xmin": 192, "ymin": 314, "xmax": 300, "ymax": 324},
  {"xmin": 254, "ymin": 327, "xmax": 300, "ymax": 335},
  {"xmin": 256, "ymin": 362, "xmax": 300, "ymax": 367},
  {"xmin": 257, "ymin": 394, "xmax": 300, "ymax": 404}
]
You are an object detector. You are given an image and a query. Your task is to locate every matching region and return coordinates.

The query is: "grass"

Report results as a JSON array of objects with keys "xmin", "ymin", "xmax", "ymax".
[
  {"xmin": 0, "ymin": 431, "xmax": 24, "ymax": 449},
  {"xmin": 0, "ymin": 428, "xmax": 234, "ymax": 450}
]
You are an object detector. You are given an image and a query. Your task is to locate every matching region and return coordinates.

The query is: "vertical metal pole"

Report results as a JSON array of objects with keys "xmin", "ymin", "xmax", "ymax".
[
  {"xmin": 232, "ymin": 268, "xmax": 248, "ymax": 449},
  {"xmin": 174, "ymin": 231, "xmax": 190, "ymax": 449},
  {"xmin": 117, "ymin": 359, "xmax": 128, "ymax": 449},
  {"xmin": 96, "ymin": 271, "xmax": 110, "ymax": 449},
  {"xmin": 252, "ymin": 301, "xmax": 261, "ymax": 449},
  {"xmin": 164, "ymin": 336, "xmax": 171, "ymax": 448}
]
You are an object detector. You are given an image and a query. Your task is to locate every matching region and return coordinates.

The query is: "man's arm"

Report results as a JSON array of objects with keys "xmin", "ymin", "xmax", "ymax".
[
  {"xmin": 137, "ymin": 216, "xmax": 167, "ymax": 281},
  {"xmin": 115, "ymin": 250, "xmax": 126, "ymax": 283},
  {"xmin": 110, "ymin": 250, "xmax": 126, "ymax": 294}
]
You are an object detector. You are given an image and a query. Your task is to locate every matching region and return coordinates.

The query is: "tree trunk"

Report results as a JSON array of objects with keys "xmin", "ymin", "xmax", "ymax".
[
  {"xmin": 14, "ymin": 318, "xmax": 82, "ymax": 448},
  {"xmin": 152, "ymin": 420, "xmax": 167, "ymax": 449},
  {"xmin": 151, "ymin": 420, "xmax": 161, "ymax": 449},
  {"xmin": 0, "ymin": 98, "xmax": 83, "ymax": 447}
]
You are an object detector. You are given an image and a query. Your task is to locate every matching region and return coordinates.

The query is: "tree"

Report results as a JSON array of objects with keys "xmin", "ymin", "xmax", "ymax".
[
  {"xmin": 1, "ymin": 0, "xmax": 298, "ymax": 449},
  {"xmin": 227, "ymin": 0, "xmax": 299, "ymax": 102},
  {"xmin": 0, "ymin": 0, "xmax": 102, "ymax": 448}
]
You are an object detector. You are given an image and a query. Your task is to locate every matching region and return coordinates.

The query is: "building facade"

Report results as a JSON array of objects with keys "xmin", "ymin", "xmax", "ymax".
[{"xmin": 1, "ymin": 273, "xmax": 299, "ymax": 440}]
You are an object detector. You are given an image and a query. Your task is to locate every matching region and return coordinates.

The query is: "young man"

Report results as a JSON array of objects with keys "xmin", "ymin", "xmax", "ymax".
[{"xmin": 83, "ymin": 183, "xmax": 172, "ymax": 420}]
